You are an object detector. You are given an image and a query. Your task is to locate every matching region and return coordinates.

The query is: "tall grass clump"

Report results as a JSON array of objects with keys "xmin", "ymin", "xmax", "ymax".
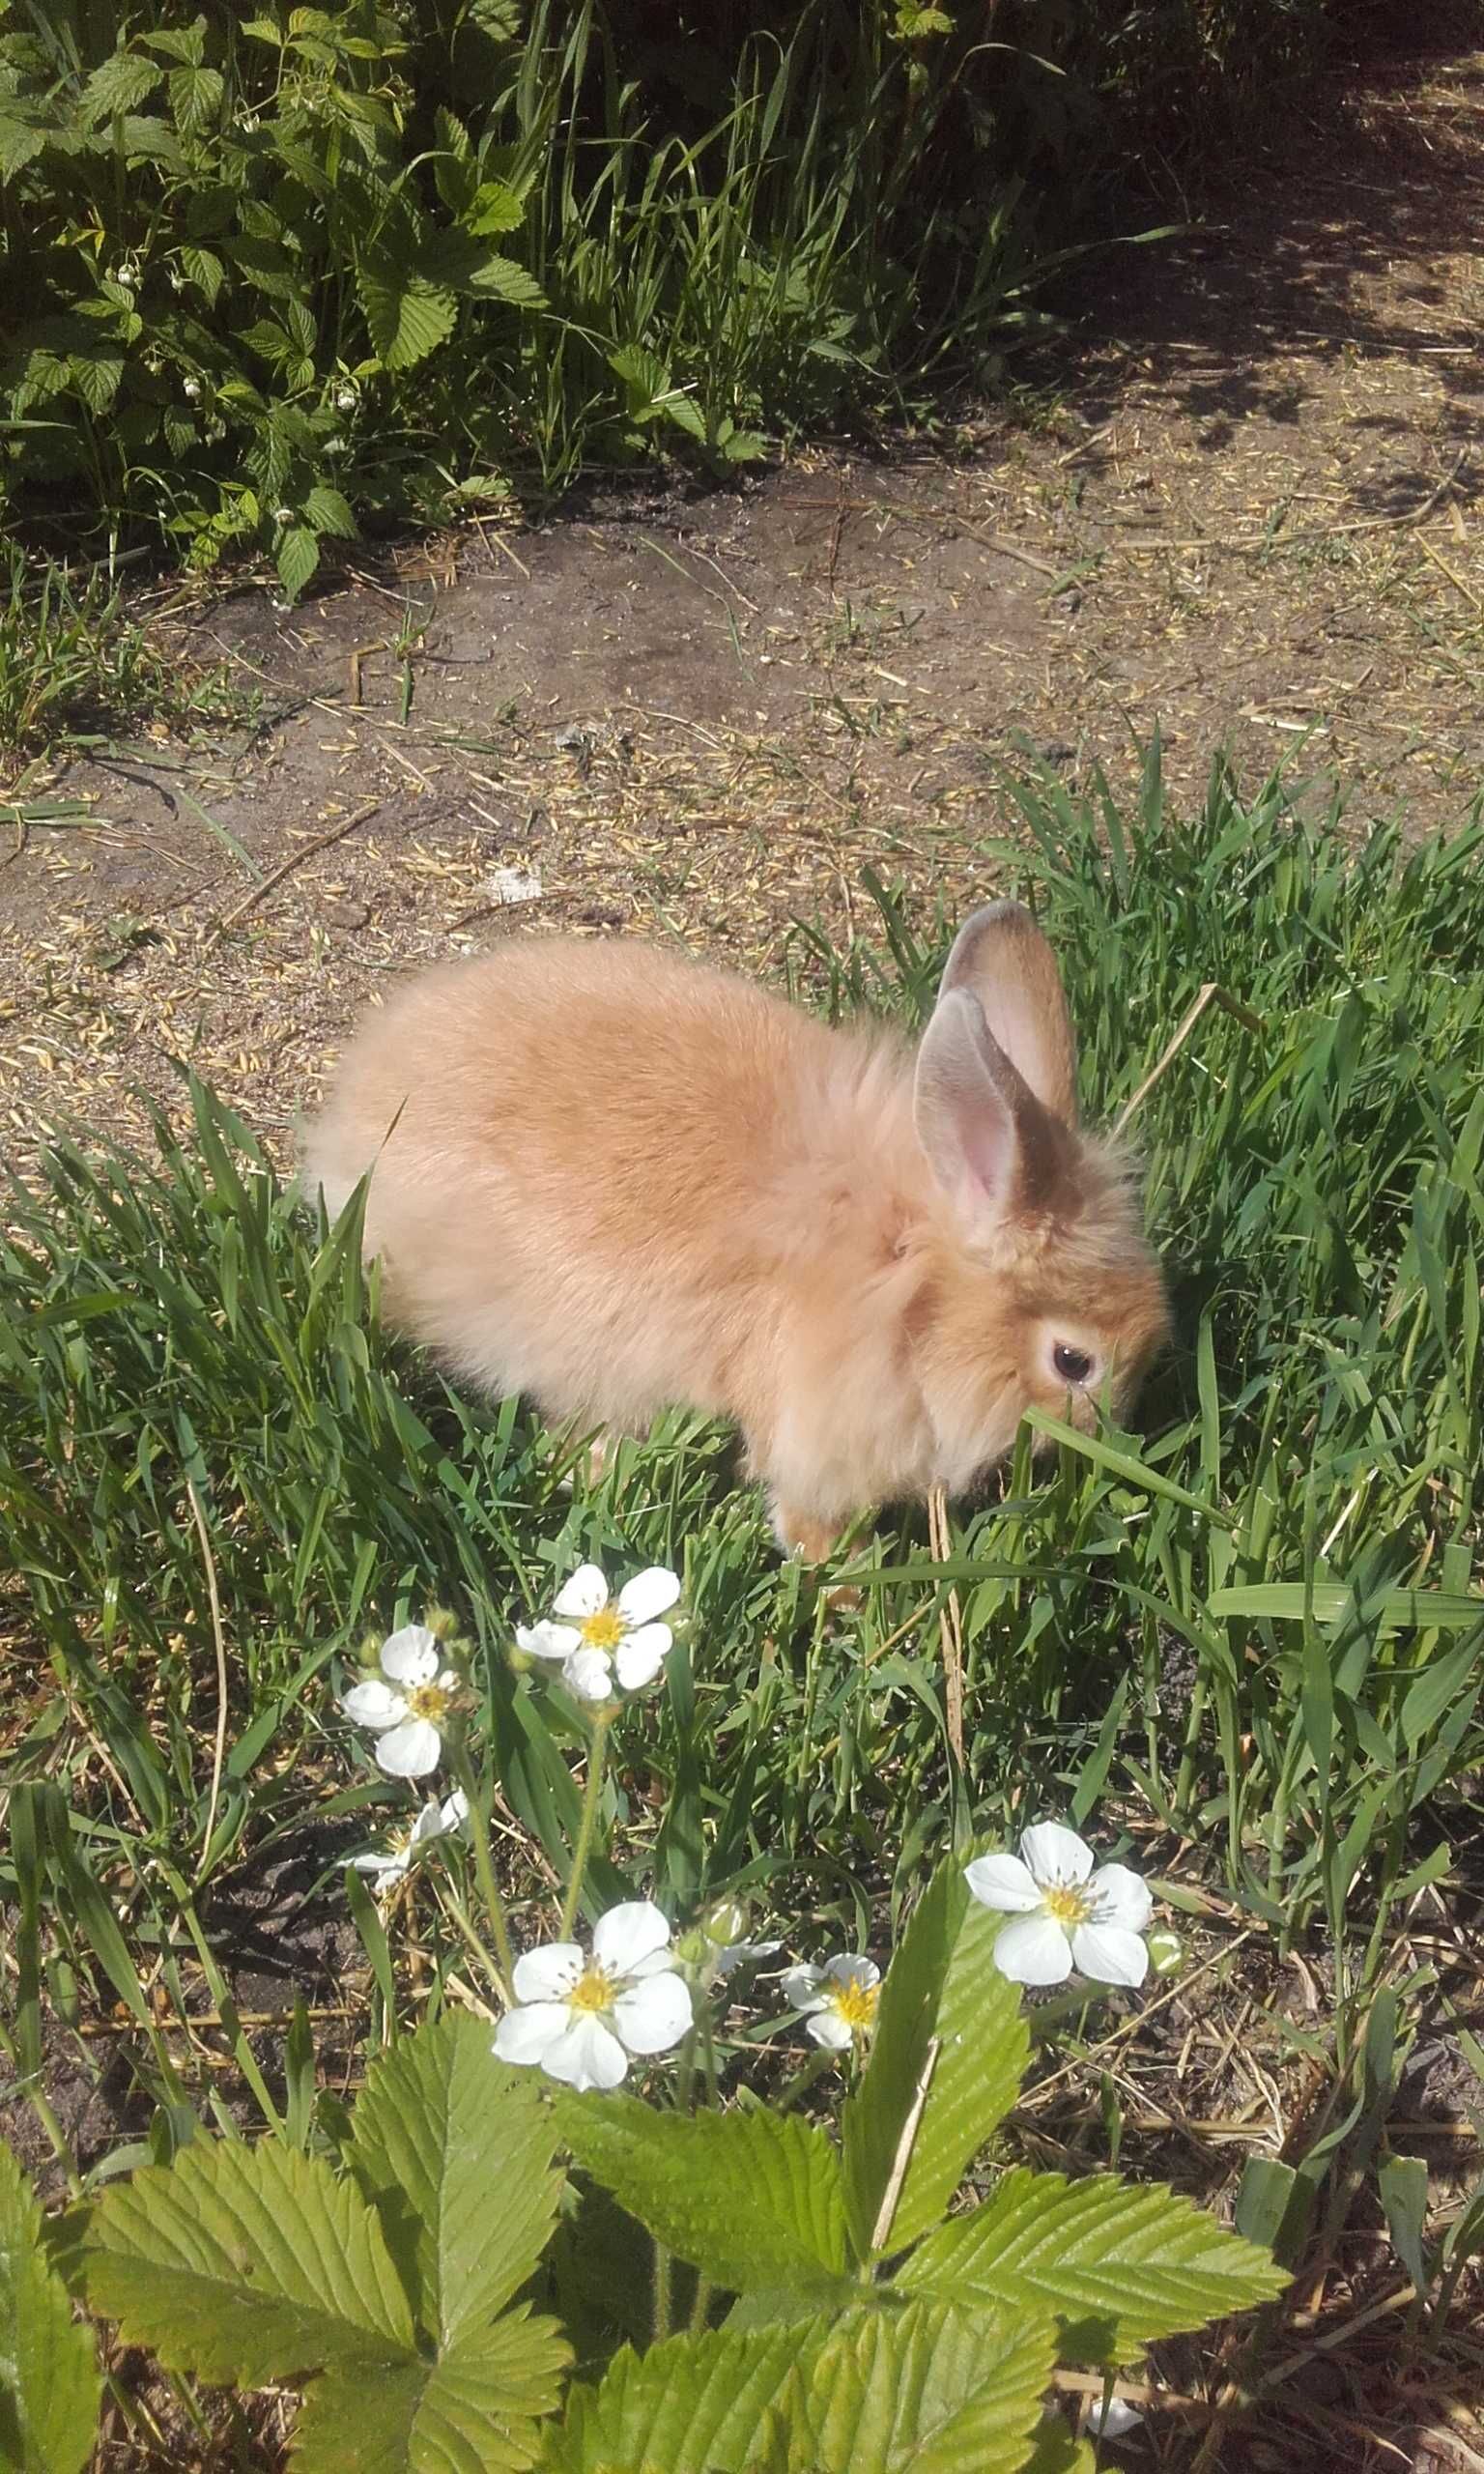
[
  {"xmin": 3, "ymin": 757, "xmax": 1480, "ymax": 2011},
  {"xmin": 0, "ymin": 0, "xmax": 1334, "ymax": 589}
]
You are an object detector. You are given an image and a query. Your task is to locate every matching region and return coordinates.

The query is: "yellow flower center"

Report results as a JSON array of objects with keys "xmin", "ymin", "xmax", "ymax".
[
  {"xmin": 1041, "ymin": 1882, "xmax": 1092, "ymax": 1928},
  {"xmin": 579, "ymin": 1605, "xmax": 624, "ymax": 1651},
  {"xmin": 567, "ymin": 1963, "xmax": 616, "ymax": 2015},
  {"xmin": 828, "ymin": 1978, "xmax": 880, "ymax": 2033},
  {"xmin": 405, "ymin": 1682, "xmax": 451, "ymax": 1721}
]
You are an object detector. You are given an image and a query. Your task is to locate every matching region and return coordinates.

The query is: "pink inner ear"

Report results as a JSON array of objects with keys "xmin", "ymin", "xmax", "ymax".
[
  {"xmin": 913, "ymin": 991, "xmax": 1022, "ymax": 1235},
  {"xmin": 939, "ymin": 904, "xmax": 1078, "ymax": 1124},
  {"xmin": 978, "ymin": 982, "xmax": 1075, "ymax": 1122}
]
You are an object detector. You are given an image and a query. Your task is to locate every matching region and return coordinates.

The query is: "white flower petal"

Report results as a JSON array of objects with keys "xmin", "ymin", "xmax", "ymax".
[
  {"xmin": 513, "ymin": 1942, "xmax": 585, "ymax": 2002},
  {"xmin": 622, "ymin": 1948, "xmax": 677, "ymax": 1981},
  {"xmin": 592, "ymin": 1900, "xmax": 671, "ymax": 1976},
  {"xmin": 518, "ymin": 1622, "xmax": 582, "ymax": 1662},
  {"xmin": 494, "ymin": 2002, "xmax": 569, "ymax": 2067},
  {"xmin": 780, "ymin": 1964, "xmax": 824, "ymax": 2009},
  {"xmin": 1018, "ymin": 1821, "xmax": 1094, "ymax": 1888},
  {"xmin": 993, "ymin": 1913, "xmax": 1074, "ymax": 1986},
  {"xmin": 807, "ymin": 2008, "xmax": 855, "ymax": 2050},
  {"xmin": 1070, "ymin": 1921, "xmax": 1150, "ymax": 1987},
  {"xmin": 350, "ymin": 1850, "xmax": 405, "ymax": 1882},
  {"xmin": 379, "ymin": 1625, "xmax": 440, "ymax": 1686},
  {"xmin": 613, "ymin": 1970, "xmax": 692, "ymax": 2055},
  {"xmin": 563, "ymin": 1648, "xmax": 614, "ymax": 1703},
  {"xmin": 1089, "ymin": 1863, "xmax": 1154, "ymax": 1934},
  {"xmin": 374, "ymin": 1716, "xmax": 442, "ymax": 1778},
  {"xmin": 553, "ymin": 1564, "xmax": 609, "ymax": 1620},
  {"xmin": 341, "ymin": 1679, "xmax": 406, "ymax": 1730},
  {"xmin": 614, "ymin": 1626, "xmax": 671, "ymax": 1690},
  {"xmin": 714, "ymin": 1939, "xmax": 783, "ymax": 1979},
  {"xmin": 963, "ymin": 1852, "xmax": 1043, "ymax": 1913},
  {"xmin": 615, "ymin": 1568, "xmax": 681, "ymax": 1626},
  {"xmin": 407, "ymin": 1799, "xmax": 447, "ymax": 1848},
  {"xmin": 439, "ymin": 1789, "xmax": 471, "ymax": 1831},
  {"xmin": 1087, "ymin": 2399, "xmax": 1143, "ymax": 2438},
  {"xmin": 540, "ymin": 2013, "xmax": 629, "ymax": 2091},
  {"xmin": 822, "ymin": 1954, "xmax": 878, "ymax": 1992}
]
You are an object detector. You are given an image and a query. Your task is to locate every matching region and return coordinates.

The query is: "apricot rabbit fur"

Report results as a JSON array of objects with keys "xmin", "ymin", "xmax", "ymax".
[{"xmin": 301, "ymin": 903, "xmax": 1169, "ymax": 1558}]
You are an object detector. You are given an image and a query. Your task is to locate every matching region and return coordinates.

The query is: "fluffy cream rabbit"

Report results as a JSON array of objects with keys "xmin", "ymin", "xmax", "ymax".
[{"xmin": 301, "ymin": 903, "xmax": 1169, "ymax": 1558}]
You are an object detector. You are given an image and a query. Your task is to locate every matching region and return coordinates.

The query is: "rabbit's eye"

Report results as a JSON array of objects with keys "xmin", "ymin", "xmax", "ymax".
[{"xmin": 1053, "ymin": 1342, "xmax": 1094, "ymax": 1386}]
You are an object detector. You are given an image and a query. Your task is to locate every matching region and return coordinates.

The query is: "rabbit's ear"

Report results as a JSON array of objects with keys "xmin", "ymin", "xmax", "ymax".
[
  {"xmin": 936, "ymin": 901, "xmax": 1078, "ymax": 1126},
  {"xmin": 914, "ymin": 988, "xmax": 1063, "ymax": 1236}
]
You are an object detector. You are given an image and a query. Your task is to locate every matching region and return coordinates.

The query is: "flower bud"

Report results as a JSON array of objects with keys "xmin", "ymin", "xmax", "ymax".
[
  {"xmin": 1147, "ymin": 1928, "xmax": 1184, "ymax": 1978},
  {"xmin": 700, "ymin": 1897, "xmax": 750, "ymax": 1948}
]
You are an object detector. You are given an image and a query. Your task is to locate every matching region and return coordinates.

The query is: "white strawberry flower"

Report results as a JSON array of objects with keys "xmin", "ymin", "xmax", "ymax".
[
  {"xmin": 517, "ymin": 1561, "xmax": 680, "ymax": 1703},
  {"xmin": 493, "ymin": 1901, "xmax": 693, "ymax": 2092},
  {"xmin": 1087, "ymin": 2397, "xmax": 1144, "ymax": 2438},
  {"xmin": 965, "ymin": 1821, "xmax": 1154, "ymax": 1988},
  {"xmin": 341, "ymin": 1625, "xmax": 460, "ymax": 1778},
  {"xmin": 712, "ymin": 1933, "xmax": 784, "ymax": 1981},
  {"xmin": 350, "ymin": 1790, "xmax": 469, "ymax": 1892},
  {"xmin": 780, "ymin": 1953, "xmax": 881, "ymax": 2050}
]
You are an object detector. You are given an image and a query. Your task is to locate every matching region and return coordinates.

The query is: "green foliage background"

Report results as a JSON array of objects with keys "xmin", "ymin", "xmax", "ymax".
[{"xmin": 1, "ymin": 0, "xmax": 1333, "ymax": 590}]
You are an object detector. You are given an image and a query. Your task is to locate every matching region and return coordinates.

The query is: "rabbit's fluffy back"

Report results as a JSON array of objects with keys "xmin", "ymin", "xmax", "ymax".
[
  {"xmin": 303, "ymin": 939, "xmax": 947, "ymax": 1507},
  {"xmin": 304, "ymin": 928, "xmax": 1170, "ymax": 1543}
]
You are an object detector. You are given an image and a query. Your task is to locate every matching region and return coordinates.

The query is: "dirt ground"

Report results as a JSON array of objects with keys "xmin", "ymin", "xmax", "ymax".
[{"xmin": 3, "ymin": 27, "xmax": 1483, "ymax": 1171}]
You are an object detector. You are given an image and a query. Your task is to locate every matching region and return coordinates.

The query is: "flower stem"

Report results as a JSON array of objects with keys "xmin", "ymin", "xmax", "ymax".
[
  {"xmin": 652, "ymin": 2238, "xmax": 672, "ymax": 2344},
  {"xmin": 449, "ymin": 1741, "xmax": 515, "ymax": 1999},
  {"xmin": 700, "ymin": 2012, "xmax": 721, "ymax": 2109},
  {"xmin": 774, "ymin": 2040, "xmax": 839, "ymax": 2112},
  {"xmin": 438, "ymin": 1885, "xmax": 511, "ymax": 2004},
  {"xmin": 559, "ymin": 1709, "xmax": 612, "ymax": 1941}
]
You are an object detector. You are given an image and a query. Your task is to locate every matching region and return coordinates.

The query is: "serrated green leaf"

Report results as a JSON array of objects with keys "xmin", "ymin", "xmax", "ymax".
[
  {"xmin": 178, "ymin": 244, "xmax": 223, "ymax": 303},
  {"xmin": 0, "ymin": 2140, "xmax": 100, "ymax": 2474},
  {"xmin": 459, "ymin": 252, "xmax": 544, "ymax": 309},
  {"xmin": 899, "ymin": 2170, "xmax": 1289, "ymax": 2362},
  {"xmin": 357, "ymin": 264, "xmax": 458, "ymax": 370},
  {"xmin": 120, "ymin": 114, "xmax": 186, "ymax": 171},
  {"xmin": 169, "ymin": 64, "xmax": 224, "ymax": 132},
  {"xmin": 84, "ymin": 2139, "xmax": 414, "ymax": 2384},
  {"xmin": 552, "ymin": 2092, "xmax": 850, "ymax": 2296},
  {"xmin": 296, "ymin": 2309, "xmax": 569, "ymax": 2474},
  {"xmin": 67, "ymin": 350, "xmax": 124, "ymax": 415},
  {"xmin": 81, "ymin": 51, "xmax": 161, "ymax": 124},
  {"xmin": 794, "ymin": 2299, "xmax": 1056, "ymax": 2474},
  {"xmin": 1019, "ymin": 2417, "xmax": 1095, "ymax": 2474},
  {"xmin": 276, "ymin": 526, "xmax": 320, "ymax": 603},
  {"xmin": 302, "ymin": 484, "xmax": 357, "ymax": 539},
  {"xmin": 468, "ymin": 181, "xmax": 523, "ymax": 236},
  {"xmin": 0, "ymin": 111, "xmax": 45, "ymax": 182},
  {"xmin": 661, "ymin": 393, "xmax": 708, "ymax": 444},
  {"xmin": 346, "ymin": 2017, "xmax": 564, "ymax": 2347},
  {"xmin": 547, "ymin": 2319, "xmax": 823, "ymax": 2474},
  {"xmin": 139, "ymin": 20, "xmax": 207, "ymax": 65},
  {"xmin": 842, "ymin": 1858, "xmax": 1027, "ymax": 2259}
]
